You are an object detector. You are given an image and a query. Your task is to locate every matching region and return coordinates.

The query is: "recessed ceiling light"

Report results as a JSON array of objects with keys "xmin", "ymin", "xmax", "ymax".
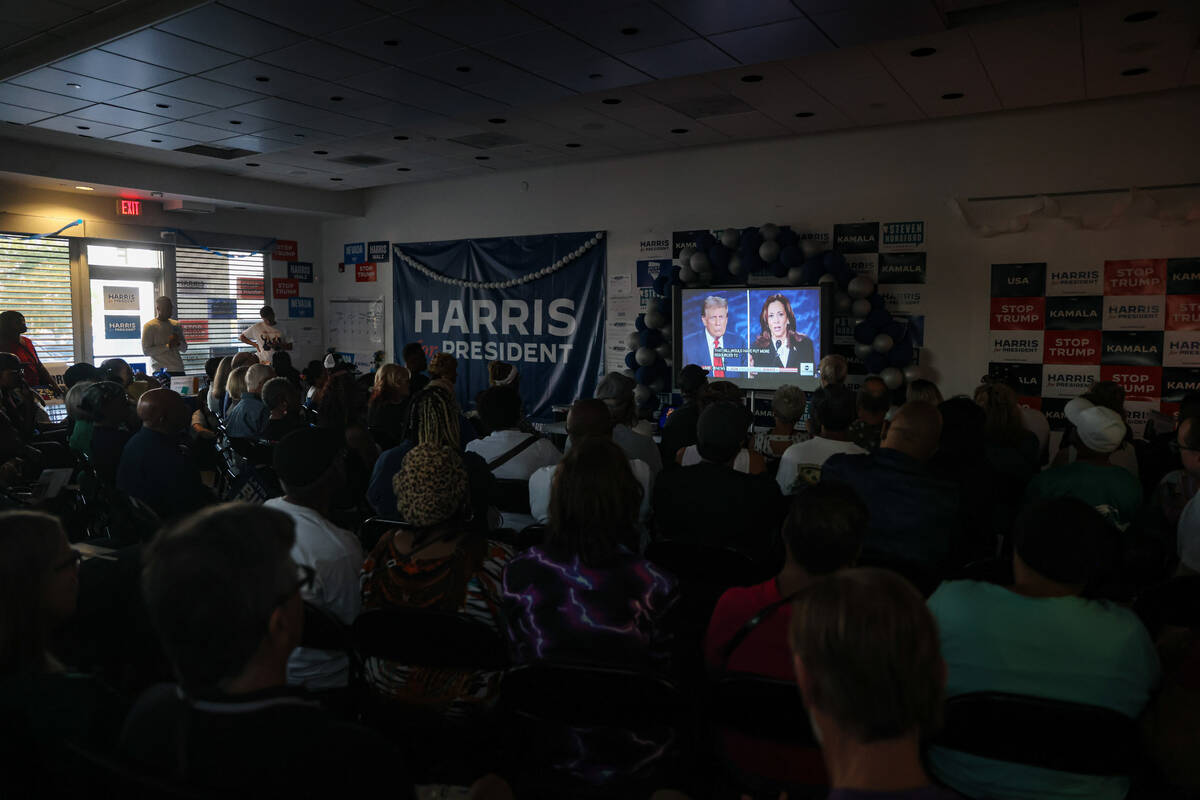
[
  {"xmin": 396, "ymin": 167, "xmax": 411, "ymax": 171},
  {"xmin": 229, "ymin": 119, "xmax": 241, "ymax": 125},
  {"xmin": 76, "ymin": 125, "xmax": 90, "ymax": 130},
  {"xmin": 941, "ymin": 92, "xmax": 965, "ymax": 100},
  {"xmin": 245, "ymin": 162, "xmax": 260, "ymax": 167},
  {"xmin": 621, "ymin": 26, "xmax": 639, "ymax": 35},
  {"xmin": 150, "ymin": 138, "xmax": 162, "ymax": 143},
  {"xmin": 670, "ymin": 128, "xmax": 688, "ymax": 134},
  {"xmin": 294, "ymin": 133, "xmax": 305, "ymax": 138},
  {"xmin": 155, "ymin": 103, "xmax": 170, "ymax": 108},
  {"xmin": 329, "ymin": 96, "xmax": 343, "ymax": 102},
  {"xmin": 383, "ymin": 39, "xmax": 399, "ymax": 46},
  {"xmin": 75, "ymin": 186, "xmax": 93, "ymax": 191},
  {"xmin": 1121, "ymin": 66, "xmax": 1150, "ymax": 76},
  {"xmin": 475, "ymin": 155, "xmax": 490, "ymax": 160},
  {"xmin": 330, "ymin": 177, "xmax": 343, "ymax": 182},
  {"xmin": 565, "ymin": 142, "xmax": 581, "ymax": 148},
  {"xmin": 313, "ymin": 150, "xmax": 328, "ymax": 155},
  {"xmin": 65, "ymin": 82, "xmax": 81, "ymax": 89},
  {"xmin": 794, "ymin": 111, "xmax": 815, "ymax": 118},
  {"xmin": 601, "ymin": 97, "xmax": 621, "ymax": 104},
  {"xmin": 588, "ymin": 72, "xmax": 603, "ymax": 79},
  {"xmin": 393, "ymin": 135, "xmax": 408, "ymax": 141},
  {"xmin": 1124, "ymin": 10, "xmax": 1157, "ymax": 22},
  {"xmin": 488, "ymin": 117, "xmax": 506, "ymax": 124},
  {"xmin": 255, "ymin": 75, "xmax": 269, "ymax": 82},
  {"xmin": 910, "ymin": 47, "xmax": 936, "ymax": 57},
  {"xmin": 456, "ymin": 65, "xmax": 472, "ymax": 73},
  {"xmin": 740, "ymin": 74, "xmax": 763, "ymax": 83}
]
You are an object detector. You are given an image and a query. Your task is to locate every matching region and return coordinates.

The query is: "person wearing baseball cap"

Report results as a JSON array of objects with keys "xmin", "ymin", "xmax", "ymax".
[
  {"xmin": 1025, "ymin": 395, "xmax": 1143, "ymax": 529},
  {"xmin": 659, "ymin": 364, "xmax": 709, "ymax": 464}
]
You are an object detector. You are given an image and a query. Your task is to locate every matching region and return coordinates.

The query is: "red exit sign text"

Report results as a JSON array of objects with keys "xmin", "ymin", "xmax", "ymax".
[{"xmin": 118, "ymin": 199, "xmax": 141, "ymax": 216}]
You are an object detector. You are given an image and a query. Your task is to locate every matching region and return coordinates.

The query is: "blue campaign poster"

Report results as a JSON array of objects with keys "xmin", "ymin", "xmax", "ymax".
[
  {"xmin": 368, "ymin": 241, "xmax": 390, "ymax": 262},
  {"xmin": 344, "ymin": 242, "xmax": 366, "ymax": 265},
  {"xmin": 208, "ymin": 298, "xmax": 237, "ymax": 319},
  {"xmin": 288, "ymin": 297, "xmax": 314, "ymax": 318},
  {"xmin": 288, "ymin": 261, "xmax": 313, "ymax": 282},
  {"xmin": 104, "ymin": 315, "xmax": 140, "ymax": 339}
]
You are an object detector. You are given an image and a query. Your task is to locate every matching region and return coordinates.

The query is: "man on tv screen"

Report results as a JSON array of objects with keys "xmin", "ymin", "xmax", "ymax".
[{"xmin": 683, "ymin": 295, "xmax": 743, "ymax": 378}]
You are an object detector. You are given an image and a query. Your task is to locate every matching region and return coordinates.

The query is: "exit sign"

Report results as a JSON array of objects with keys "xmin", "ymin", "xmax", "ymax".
[{"xmin": 118, "ymin": 199, "xmax": 141, "ymax": 216}]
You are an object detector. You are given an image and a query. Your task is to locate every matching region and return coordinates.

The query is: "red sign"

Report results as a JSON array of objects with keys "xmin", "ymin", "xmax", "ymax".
[
  {"xmin": 272, "ymin": 278, "xmax": 299, "ymax": 299},
  {"xmin": 180, "ymin": 319, "xmax": 208, "ymax": 343},
  {"xmin": 1104, "ymin": 259, "xmax": 1166, "ymax": 296},
  {"xmin": 118, "ymin": 199, "xmax": 141, "ymax": 216},
  {"xmin": 356, "ymin": 262, "xmax": 377, "ymax": 282},
  {"xmin": 990, "ymin": 297, "xmax": 1044, "ymax": 330},
  {"xmin": 1166, "ymin": 295, "xmax": 1200, "ymax": 331},
  {"xmin": 1043, "ymin": 330, "xmax": 1101, "ymax": 365},
  {"xmin": 236, "ymin": 277, "xmax": 264, "ymax": 299},
  {"xmin": 1101, "ymin": 365, "xmax": 1162, "ymax": 400},
  {"xmin": 273, "ymin": 240, "xmax": 298, "ymax": 261}
]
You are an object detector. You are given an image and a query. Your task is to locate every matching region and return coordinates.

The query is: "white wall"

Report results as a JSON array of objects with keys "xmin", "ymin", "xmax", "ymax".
[{"xmin": 319, "ymin": 88, "xmax": 1200, "ymax": 399}]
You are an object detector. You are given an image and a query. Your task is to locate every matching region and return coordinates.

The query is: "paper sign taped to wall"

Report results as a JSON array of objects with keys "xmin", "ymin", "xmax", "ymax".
[{"xmin": 103, "ymin": 286, "xmax": 140, "ymax": 311}]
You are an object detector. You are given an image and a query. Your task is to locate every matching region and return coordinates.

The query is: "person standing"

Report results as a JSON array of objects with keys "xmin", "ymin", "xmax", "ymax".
[
  {"xmin": 239, "ymin": 306, "xmax": 292, "ymax": 365},
  {"xmin": 0, "ymin": 310, "xmax": 59, "ymax": 393},
  {"xmin": 141, "ymin": 297, "xmax": 188, "ymax": 376}
]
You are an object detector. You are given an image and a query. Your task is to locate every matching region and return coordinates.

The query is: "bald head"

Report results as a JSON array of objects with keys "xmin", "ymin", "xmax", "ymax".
[
  {"xmin": 138, "ymin": 388, "xmax": 190, "ymax": 434},
  {"xmin": 882, "ymin": 401, "xmax": 943, "ymax": 462},
  {"xmin": 246, "ymin": 364, "xmax": 275, "ymax": 394},
  {"xmin": 566, "ymin": 398, "xmax": 613, "ymax": 444}
]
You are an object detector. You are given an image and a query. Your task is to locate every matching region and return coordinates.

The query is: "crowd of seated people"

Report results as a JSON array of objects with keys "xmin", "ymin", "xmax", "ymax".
[{"xmin": 6, "ymin": 328, "xmax": 1200, "ymax": 800}]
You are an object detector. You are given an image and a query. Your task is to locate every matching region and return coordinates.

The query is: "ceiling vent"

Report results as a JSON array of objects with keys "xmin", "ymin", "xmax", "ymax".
[
  {"xmin": 163, "ymin": 198, "xmax": 216, "ymax": 214},
  {"xmin": 447, "ymin": 132, "xmax": 525, "ymax": 149},
  {"xmin": 329, "ymin": 154, "xmax": 392, "ymax": 167},
  {"xmin": 665, "ymin": 95, "xmax": 754, "ymax": 119},
  {"xmin": 174, "ymin": 144, "xmax": 258, "ymax": 160}
]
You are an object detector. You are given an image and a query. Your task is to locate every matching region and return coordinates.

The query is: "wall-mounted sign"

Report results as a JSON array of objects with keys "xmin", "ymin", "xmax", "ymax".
[
  {"xmin": 208, "ymin": 298, "xmax": 237, "ymax": 319},
  {"xmin": 355, "ymin": 262, "xmax": 377, "ymax": 282},
  {"xmin": 117, "ymin": 199, "xmax": 141, "ymax": 216},
  {"xmin": 344, "ymin": 242, "xmax": 366, "ymax": 265},
  {"xmin": 273, "ymin": 278, "xmax": 299, "ymax": 299},
  {"xmin": 236, "ymin": 277, "xmax": 264, "ymax": 299},
  {"xmin": 104, "ymin": 315, "xmax": 140, "ymax": 340},
  {"xmin": 103, "ymin": 285, "xmax": 140, "ymax": 310},
  {"xmin": 273, "ymin": 240, "xmax": 298, "ymax": 261},
  {"xmin": 288, "ymin": 297, "xmax": 314, "ymax": 318},
  {"xmin": 367, "ymin": 241, "xmax": 390, "ymax": 262},
  {"xmin": 288, "ymin": 261, "xmax": 313, "ymax": 282},
  {"xmin": 180, "ymin": 320, "xmax": 209, "ymax": 342}
]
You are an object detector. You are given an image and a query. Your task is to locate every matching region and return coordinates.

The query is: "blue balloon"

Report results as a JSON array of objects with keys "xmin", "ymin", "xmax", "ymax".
[
  {"xmin": 854, "ymin": 322, "xmax": 878, "ymax": 345},
  {"xmin": 635, "ymin": 315, "xmax": 648, "ymax": 332},
  {"xmin": 865, "ymin": 352, "xmax": 888, "ymax": 374},
  {"xmin": 742, "ymin": 252, "xmax": 766, "ymax": 274},
  {"xmin": 779, "ymin": 244, "xmax": 802, "ymax": 269},
  {"xmin": 639, "ymin": 329, "xmax": 663, "ymax": 348},
  {"xmin": 696, "ymin": 231, "xmax": 717, "ymax": 251},
  {"xmin": 653, "ymin": 274, "xmax": 670, "ymax": 295},
  {"xmin": 625, "ymin": 351, "xmax": 638, "ymax": 369},
  {"xmin": 635, "ymin": 365, "xmax": 655, "ymax": 385},
  {"xmin": 884, "ymin": 320, "xmax": 906, "ymax": 341},
  {"xmin": 869, "ymin": 293, "xmax": 886, "ymax": 311},
  {"xmin": 866, "ymin": 307, "xmax": 891, "ymax": 329},
  {"xmin": 741, "ymin": 227, "xmax": 764, "ymax": 251},
  {"xmin": 776, "ymin": 226, "xmax": 798, "ymax": 247},
  {"xmin": 800, "ymin": 259, "xmax": 824, "ymax": 285},
  {"xmin": 889, "ymin": 336, "xmax": 914, "ymax": 367},
  {"xmin": 654, "ymin": 358, "xmax": 672, "ymax": 379},
  {"xmin": 835, "ymin": 263, "xmax": 853, "ymax": 290},
  {"xmin": 773, "ymin": 261, "xmax": 789, "ymax": 279},
  {"xmin": 708, "ymin": 245, "xmax": 731, "ymax": 271}
]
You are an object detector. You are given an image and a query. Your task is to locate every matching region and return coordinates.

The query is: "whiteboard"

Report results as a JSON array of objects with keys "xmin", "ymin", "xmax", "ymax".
[{"xmin": 327, "ymin": 296, "xmax": 385, "ymax": 364}]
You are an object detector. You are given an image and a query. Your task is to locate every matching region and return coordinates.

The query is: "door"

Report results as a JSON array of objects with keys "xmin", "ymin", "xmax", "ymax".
[{"xmin": 83, "ymin": 242, "xmax": 167, "ymax": 374}]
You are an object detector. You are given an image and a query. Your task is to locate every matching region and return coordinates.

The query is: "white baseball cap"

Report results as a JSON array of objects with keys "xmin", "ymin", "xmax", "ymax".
[
  {"xmin": 1064, "ymin": 396, "xmax": 1126, "ymax": 454},
  {"xmin": 1178, "ymin": 492, "xmax": 1200, "ymax": 573}
]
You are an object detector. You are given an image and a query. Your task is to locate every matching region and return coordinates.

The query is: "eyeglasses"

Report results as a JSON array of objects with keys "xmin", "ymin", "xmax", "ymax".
[{"xmin": 53, "ymin": 549, "xmax": 82, "ymax": 572}]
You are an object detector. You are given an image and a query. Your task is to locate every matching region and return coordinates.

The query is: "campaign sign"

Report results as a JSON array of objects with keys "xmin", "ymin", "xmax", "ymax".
[
  {"xmin": 1101, "ymin": 331, "xmax": 1164, "ymax": 366},
  {"xmin": 832, "ymin": 342, "xmax": 867, "ymax": 375},
  {"xmin": 1045, "ymin": 296, "xmax": 1102, "ymax": 330},
  {"xmin": 1104, "ymin": 259, "xmax": 1167, "ymax": 296},
  {"xmin": 1123, "ymin": 400, "xmax": 1160, "ymax": 434},
  {"xmin": 1041, "ymin": 365, "xmax": 1100, "ymax": 399},
  {"xmin": 180, "ymin": 320, "xmax": 208, "ymax": 343},
  {"xmin": 287, "ymin": 297, "xmax": 314, "ymax": 318},
  {"xmin": 343, "ymin": 242, "xmax": 366, "ymax": 265},
  {"xmin": 288, "ymin": 261, "xmax": 313, "ymax": 283},
  {"xmin": 1162, "ymin": 368, "xmax": 1200, "ymax": 403},
  {"xmin": 988, "ymin": 363, "xmax": 1042, "ymax": 396},
  {"xmin": 356, "ymin": 262, "xmax": 378, "ymax": 283},
  {"xmin": 878, "ymin": 252, "xmax": 926, "ymax": 284},
  {"xmin": 208, "ymin": 298, "xmax": 237, "ymax": 320},
  {"xmin": 368, "ymin": 241, "xmax": 390, "ymax": 262},
  {"xmin": 991, "ymin": 331, "xmax": 1044, "ymax": 364},
  {"xmin": 991, "ymin": 263, "xmax": 1046, "ymax": 298},
  {"xmin": 1166, "ymin": 295, "xmax": 1200, "ymax": 331},
  {"xmin": 833, "ymin": 315, "xmax": 855, "ymax": 346},
  {"xmin": 990, "ymin": 297, "xmax": 1044, "ymax": 330},
  {"xmin": 881, "ymin": 221, "xmax": 924, "ymax": 248},
  {"xmin": 833, "ymin": 222, "xmax": 879, "ymax": 254},
  {"xmin": 1167, "ymin": 258, "xmax": 1200, "ymax": 294},
  {"xmin": 636, "ymin": 260, "xmax": 669, "ymax": 287},
  {"xmin": 103, "ymin": 285, "xmax": 139, "ymax": 311},
  {"xmin": 897, "ymin": 314, "xmax": 925, "ymax": 347},
  {"xmin": 1042, "ymin": 398, "xmax": 1069, "ymax": 430},
  {"xmin": 1100, "ymin": 365, "xmax": 1161, "ymax": 401},
  {"xmin": 1043, "ymin": 330, "xmax": 1101, "ymax": 365},
  {"xmin": 1102, "ymin": 295, "xmax": 1165, "ymax": 331},
  {"xmin": 671, "ymin": 230, "xmax": 710, "ymax": 260},
  {"xmin": 878, "ymin": 286, "xmax": 922, "ymax": 314},
  {"xmin": 273, "ymin": 278, "xmax": 299, "ymax": 299},
  {"xmin": 845, "ymin": 254, "xmax": 877, "ymax": 281},
  {"xmin": 1164, "ymin": 332, "xmax": 1200, "ymax": 367},
  {"xmin": 237, "ymin": 277, "xmax": 264, "ymax": 299},
  {"xmin": 104, "ymin": 315, "xmax": 140, "ymax": 340},
  {"xmin": 272, "ymin": 240, "xmax": 297, "ymax": 261},
  {"xmin": 1046, "ymin": 265, "xmax": 1103, "ymax": 296}
]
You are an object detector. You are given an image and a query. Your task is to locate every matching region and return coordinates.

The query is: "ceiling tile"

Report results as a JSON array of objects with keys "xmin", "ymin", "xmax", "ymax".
[
  {"xmin": 221, "ymin": 0, "xmax": 385, "ymax": 36},
  {"xmin": 785, "ymin": 47, "xmax": 924, "ymax": 126},
  {"xmin": 469, "ymin": 73, "xmax": 575, "ymax": 105},
  {"xmin": 71, "ymin": 103, "xmax": 172, "ymax": 128},
  {"xmin": 1082, "ymin": 0, "xmax": 1198, "ymax": 99},
  {"xmin": 0, "ymin": 24, "xmax": 36, "ymax": 49},
  {"xmin": 53, "ymin": 50, "xmax": 185, "ymax": 91},
  {"xmin": 145, "ymin": 120, "xmax": 234, "ymax": 142},
  {"xmin": 109, "ymin": 130, "xmax": 200, "ymax": 150},
  {"xmin": 480, "ymin": 28, "xmax": 653, "ymax": 91},
  {"xmin": 154, "ymin": 76, "xmax": 265, "ymax": 107},
  {"xmin": 967, "ymin": 9, "xmax": 1084, "ymax": 108},
  {"xmin": 654, "ymin": 0, "xmax": 801, "ymax": 35},
  {"xmin": 700, "ymin": 110, "xmax": 791, "ymax": 138},
  {"xmin": 186, "ymin": 109, "xmax": 278, "ymax": 134},
  {"xmin": 621, "ymin": 38, "xmax": 739, "ymax": 79},
  {"xmin": 0, "ymin": 102, "xmax": 52, "ymax": 124},
  {"xmin": 101, "ymin": 29, "xmax": 240, "ymax": 73},
  {"xmin": 352, "ymin": 103, "xmax": 446, "ymax": 127},
  {"xmin": 0, "ymin": 0, "xmax": 79, "ymax": 29},
  {"xmin": 709, "ymin": 18, "xmax": 834, "ymax": 63},
  {"xmin": 351, "ymin": 67, "xmax": 508, "ymax": 115},
  {"xmin": 225, "ymin": 97, "xmax": 323, "ymax": 125},
  {"xmin": 552, "ymin": 2, "xmax": 695, "ymax": 55},
  {"xmin": 322, "ymin": 16, "xmax": 461, "ymax": 65},
  {"xmin": 809, "ymin": 0, "xmax": 946, "ymax": 48},
  {"xmin": 0, "ymin": 83, "xmax": 90, "ymax": 114},
  {"xmin": 10, "ymin": 67, "xmax": 134, "ymax": 101},
  {"xmin": 155, "ymin": 4, "xmax": 307, "ymax": 56},
  {"xmin": 208, "ymin": 133, "xmax": 299, "ymax": 153},
  {"xmin": 872, "ymin": 28, "xmax": 1001, "ymax": 116},
  {"xmin": 200, "ymin": 60, "xmax": 315, "ymax": 96},
  {"xmin": 106, "ymin": 91, "xmax": 217, "ymax": 119},
  {"xmin": 704, "ymin": 62, "xmax": 852, "ymax": 129},
  {"xmin": 32, "ymin": 115, "xmax": 133, "ymax": 139},
  {"xmin": 401, "ymin": 0, "xmax": 544, "ymax": 45},
  {"xmin": 252, "ymin": 124, "xmax": 342, "ymax": 144},
  {"xmin": 257, "ymin": 41, "xmax": 385, "ymax": 81},
  {"xmin": 405, "ymin": 48, "xmax": 537, "ymax": 89}
]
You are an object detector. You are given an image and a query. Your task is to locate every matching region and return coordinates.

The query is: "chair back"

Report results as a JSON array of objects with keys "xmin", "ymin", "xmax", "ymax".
[
  {"xmin": 301, "ymin": 601, "xmax": 351, "ymax": 652},
  {"xmin": 707, "ymin": 672, "xmax": 816, "ymax": 744},
  {"xmin": 936, "ymin": 691, "xmax": 1140, "ymax": 776},
  {"xmin": 351, "ymin": 607, "xmax": 508, "ymax": 670},
  {"xmin": 489, "ymin": 478, "xmax": 531, "ymax": 514},
  {"xmin": 501, "ymin": 661, "xmax": 684, "ymax": 728},
  {"xmin": 644, "ymin": 540, "xmax": 768, "ymax": 588}
]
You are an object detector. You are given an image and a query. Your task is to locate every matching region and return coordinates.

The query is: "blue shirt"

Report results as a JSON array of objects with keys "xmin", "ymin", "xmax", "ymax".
[
  {"xmin": 927, "ymin": 580, "xmax": 1159, "ymax": 800},
  {"xmin": 225, "ymin": 393, "xmax": 270, "ymax": 439},
  {"xmin": 116, "ymin": 427, "xmax": 211, "ymax": 519}
]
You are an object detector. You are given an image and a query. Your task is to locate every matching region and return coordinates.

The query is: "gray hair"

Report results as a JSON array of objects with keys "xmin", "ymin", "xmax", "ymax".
[
  {"xmin": 701, "ymin": 295, "xmax": 729, "ymax": 315},
  {"xmin": 65, "ymin": 381, "xmax": 96, "ymax": 421},
  {"xmin": 246, "ymin": 364, "xmax": 275, "ymax": 394},
  {"xmin": 819, "ymin": 354, "xmax": 848, "ymax": 386},
  {"xmin": 773, "ymin": 385, "xmax": 808, "ymax": 426}
]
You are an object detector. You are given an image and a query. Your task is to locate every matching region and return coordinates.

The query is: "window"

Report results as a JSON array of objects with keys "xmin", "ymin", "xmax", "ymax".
[
  {"xmin": 0, "ymin": 234, "xmax": 75, "ymax": 363},
  {"xmin": 87, "ymin": 243, "xmax": 161, "ymax": 269},
  {"xmin": 174, "ymin": 246, "xmax": 264, "ymax": 373}
]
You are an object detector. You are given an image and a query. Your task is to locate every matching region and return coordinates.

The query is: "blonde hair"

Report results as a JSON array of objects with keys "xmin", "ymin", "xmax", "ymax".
[
  {"xmin": 227, "ymin": 366, "xmax": 248, "ymax": 401},
  {"xmin": 231, "ymin": 352, "xmax": 258, "ymax": 369},
  {"xmin": 211, "ymin": 357, "xmax": 232, "ymax": 397},
  {"xmin": 818, "ymin": 354, "xmax": 848, "ymax": 387},
  {"xmin": 906, "ymin": 379, "xmax": 943, "ymax": 406},
  {"xmin": 772, "ymin": 385, "xmax": 807, "ymax": 426},
  {"xmin": 373, "ymin": 363, "xmax": 410, "ymax": 394},
  {"xmin": 974, "ymin": 383, "xmax": 1025, "ymax": 447},
  {"xmin": 428, "ymin": 352, "xmax": 457, "ymax": 382}
]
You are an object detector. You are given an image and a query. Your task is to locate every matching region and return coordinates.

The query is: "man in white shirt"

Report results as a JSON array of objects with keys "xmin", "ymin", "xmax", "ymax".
[
  {"xmin": 529, "ymin": 398, "xmax": 652, "ymax": 525},
  {"xmin": 239, "ymin": 305, "xmax": 293, "ymax": 365},
  {"xmin": 594, "ymin": 371, "xmax": 664, "ymax": 476},
  {"xmin": 778, "ymin": 385, "xmax": 867, "ymax": 494},
  {"xmin": 141, "ymin": 296, "xmax": 188, "ymax": 374},
  {"xmin": 263, "ymin": 427, "xmax": 363, "ymax": 690}
]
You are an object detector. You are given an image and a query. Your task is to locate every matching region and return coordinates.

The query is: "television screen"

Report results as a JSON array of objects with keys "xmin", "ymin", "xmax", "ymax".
[{"xmin": 675, "ymin": 285, "xmax": 830, "ymax": 391}]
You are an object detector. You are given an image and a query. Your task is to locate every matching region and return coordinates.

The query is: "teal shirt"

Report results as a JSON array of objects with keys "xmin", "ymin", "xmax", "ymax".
[
  {"xmin": 68, "ymin": 419, "xmax": 93, "ymax": 455},
  {"xmin": 927, "ymin": 580, "xmax": 1159, "ymax": 800},
  {"xmin": 1025, "ymin": 461, "xmax": 1143, "ymax": 530}
]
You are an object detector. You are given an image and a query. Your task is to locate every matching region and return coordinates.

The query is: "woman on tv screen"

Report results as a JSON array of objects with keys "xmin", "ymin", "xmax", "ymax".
[{"xmin": 749, "ymin": 293, "xmax": 815, "ymax": 373}]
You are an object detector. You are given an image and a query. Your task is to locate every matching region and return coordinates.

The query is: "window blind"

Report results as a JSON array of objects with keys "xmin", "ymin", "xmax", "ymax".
[
  {"xmin": 0, "ymin": 234, "xmax": 74, "ymax": 363},
  {"xmin": 174, "ymin": 246, "xmax": 264, "ymax": 373}
]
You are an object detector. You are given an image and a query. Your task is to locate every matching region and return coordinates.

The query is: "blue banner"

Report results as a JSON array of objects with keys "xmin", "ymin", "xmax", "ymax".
[
  {"xmin": 394, "ymin": 231, "xmax": 606, "ymax": 420},
  {"xmin": 344, "ymin": 242, "xmax": 365, "ymax": 264},
  {"xmin": 288, "ymin": 261, "xmax": 313, "ymax": 282},
  {"xmin": 288, "ymin": 297, "xmax": 314, "ymax": 318},
  {"xmin": 208, "ymin": 298, "xmax": 237, "ymax": 319},
  {"xmin": 105, "ymin": 315, "xmax": 140, "ymax": 339}
]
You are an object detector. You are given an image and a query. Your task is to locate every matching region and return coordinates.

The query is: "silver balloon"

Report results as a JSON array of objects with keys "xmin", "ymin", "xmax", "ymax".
[
  {"xmin": 679, "ymin": 265, "xmax": 697, "ymax": 284},
  {"xmin": 655, "ymin": 342, "xmax": 671, "ymax": 359},
  {"xmin": 759, "ymin": 223, "xmax": 780, "ymax": 241},
  {"xmin": 847, "ymin": 275, "xmax": 875, "ymax": 299},
  {"xmin": 633, "ymin": 384, "xmax": 654, "ymax": 406},
  {"xmin": 834, "ymin": 292, "xmax": 852, "ymax": 314},
  {"xmin": 818, "ymin": 272, "xmax": 837, "ymax": 286},
  {"xmin": 800, "ymin": 238, "xmax": 822, "ymax": 258},
  {"xmin": 787, "ymin": 266, "xmax": 805, "ymax": 285},
  {"xmin": 627, "ymin": 332, "xmax": 640, "ymax": 351},
  {"xmin": 872, "ymin": 333, "xmax": 894, "ymax": 353},
  {"xmin": 879, "ymin": 366, "xmax": 904, "ymax": 390},
  {"xmin": 635, "ymin": 346, "xmax": 657, "ymax": 366},
  {"xmin": 851, "ymin": 298, "xmax": 871, "ymax": 318},
  {"xmin": 759, "ymin": 239, "xmax": 781, "ymax": 263},
  {"xmin": 690, "ymin": 251, "xmax": 712, "ymax": 273},
  {"xmin": 904, "ymin": 364, "xmax": 931, "ymax": 383},
  {"xmin": 854, "ymin": 342, "xmax": 874, "ymax": 359},
  {"xmin": 720, "ymin": 228, "xmax": 739, "ymax": 249},
  {"xmin": 728, "ymin": 253, "xmax": 744, "ymax": 275},
  {"xmin": 644, "ymin": 309, "xmax": 666, "ymax": 329},
  {"xmin": 678, "ymin": 245, "xmax": 696, "ymax": 267},
  {"xmin": 650, "ymin": 377, "xmax": 667, "ymax": 393}
]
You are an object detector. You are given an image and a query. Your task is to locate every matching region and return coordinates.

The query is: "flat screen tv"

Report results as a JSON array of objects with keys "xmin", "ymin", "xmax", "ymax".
[{"xmin": 674, "ymin": 285, "xmax": 832, "ymax": 391}]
